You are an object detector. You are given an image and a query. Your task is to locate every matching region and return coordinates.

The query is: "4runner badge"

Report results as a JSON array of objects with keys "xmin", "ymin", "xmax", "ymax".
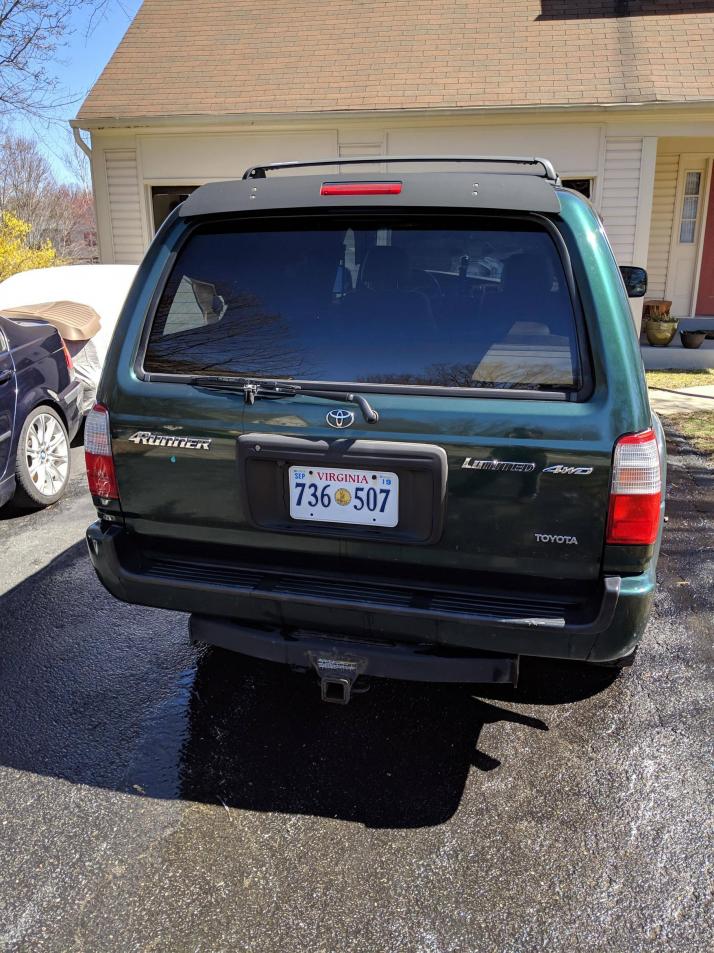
[{"xmin": 128, "ymin": 431, "xmax": 212, "ymax": 451}]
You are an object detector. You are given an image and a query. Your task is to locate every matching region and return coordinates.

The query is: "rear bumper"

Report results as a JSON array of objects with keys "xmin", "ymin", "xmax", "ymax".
[{"xmin": 86, "ymin": 522, "xmax": 656, "ymax": 664}]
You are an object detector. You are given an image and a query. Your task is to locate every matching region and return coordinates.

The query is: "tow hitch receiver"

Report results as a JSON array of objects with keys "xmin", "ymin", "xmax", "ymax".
[
  {"xmin": 313, "ymin": 656, "xmax": 364, "ymax": 705},
  {"xmin": 188, "ymin": 616, "xmax": 520, "ymax": 700},
  {"xmin": 321, "ymin": 676, "xmax": 352, "ymax": 704}
]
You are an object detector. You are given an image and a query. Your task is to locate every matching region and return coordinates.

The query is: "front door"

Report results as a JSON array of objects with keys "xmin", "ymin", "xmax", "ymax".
[
  {"xmin": 667, "ymin": 156, "xmax": 708, "ymax": 317},
  {"xmin": 695, "ymin": 167, "xmax": 714, "ymax": 315}
]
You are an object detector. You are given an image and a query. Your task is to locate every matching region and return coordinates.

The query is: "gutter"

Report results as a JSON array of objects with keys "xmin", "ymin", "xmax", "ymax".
[{"xmin": 70, "ymin": 98, "xmax": 714, "ymax": 132}]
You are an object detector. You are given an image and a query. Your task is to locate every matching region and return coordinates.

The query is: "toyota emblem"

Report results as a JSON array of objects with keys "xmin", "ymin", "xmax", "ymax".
[{"xmin": 326, "ymin": 409, "xmax": 355, "ymax": 429}]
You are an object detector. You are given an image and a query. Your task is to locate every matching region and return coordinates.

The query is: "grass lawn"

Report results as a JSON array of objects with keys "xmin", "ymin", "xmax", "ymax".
[
  {"xmin": 646, "ymin": 369, "xmax": 714, "ymax": 391},
  {"xmin": 669, "ymin": 411, "xmax": 714, "ymax": 457}
]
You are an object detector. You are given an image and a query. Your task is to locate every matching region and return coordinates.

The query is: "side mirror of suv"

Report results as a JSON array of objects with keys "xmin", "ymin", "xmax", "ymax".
[{"xmin": 620, "ymin": 266, "xmax": 648, "ymax": 298}]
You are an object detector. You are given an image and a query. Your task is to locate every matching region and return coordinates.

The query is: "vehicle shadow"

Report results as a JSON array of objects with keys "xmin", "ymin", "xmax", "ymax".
[
  {"xmin": 0, "ymin": 539, "xmax": 619, "ymax": 829},
  {"xmin": 155, "ymin": 647, "xmax": 617, "ymax": 829}
]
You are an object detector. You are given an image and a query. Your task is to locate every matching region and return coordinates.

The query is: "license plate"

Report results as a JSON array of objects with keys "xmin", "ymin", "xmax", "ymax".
[{"xmin": 289, "ymin": 466, "xmax": 399, "ymax": 527}]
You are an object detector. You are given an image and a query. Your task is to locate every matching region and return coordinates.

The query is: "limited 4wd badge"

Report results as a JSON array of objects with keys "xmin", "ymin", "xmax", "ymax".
[
  {"xmin": 462, "ymin": 459, "xmax": 592, "ymax": 475},
  {"xmin": 128, "ymin": 431, "xmax": 212, "ymax": 451}
]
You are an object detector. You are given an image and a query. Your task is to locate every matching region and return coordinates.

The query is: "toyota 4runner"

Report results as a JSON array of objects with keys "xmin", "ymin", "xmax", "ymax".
[{"xmin": 85, "ymin": 156, "xmax": 665, "ymax": 703}]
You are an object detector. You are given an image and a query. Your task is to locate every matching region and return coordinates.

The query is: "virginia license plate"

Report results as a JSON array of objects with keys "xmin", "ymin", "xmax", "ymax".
[{"xmin": 289, "ymin": 466, "xmax": 399, "ymax": 527}]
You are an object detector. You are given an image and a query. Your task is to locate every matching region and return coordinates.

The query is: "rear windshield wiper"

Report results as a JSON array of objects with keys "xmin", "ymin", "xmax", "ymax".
[{"xmin": 189, "ymin": 376, "xmax": 379, "ymax": 424}]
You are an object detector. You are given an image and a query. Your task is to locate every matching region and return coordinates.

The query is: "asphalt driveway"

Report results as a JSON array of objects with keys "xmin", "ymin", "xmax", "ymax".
[{"xmin": 0, "ymin": 432, "xmax": 711, "ymax": 953}]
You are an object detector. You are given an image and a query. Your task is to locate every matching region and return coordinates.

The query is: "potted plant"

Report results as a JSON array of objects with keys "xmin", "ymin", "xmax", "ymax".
[
  {"xmin": 680, "ymin": 329, "xmax": 707, "ymax": 349},
  {"xmin": 643, "ymin": 301, "xmax": 678, "ymax": 347}
]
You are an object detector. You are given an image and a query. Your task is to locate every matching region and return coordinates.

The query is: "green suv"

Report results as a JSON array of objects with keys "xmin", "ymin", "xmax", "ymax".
[{"xmin": 85, "ymin": 156, "xmax": 664, "ymax": 703}]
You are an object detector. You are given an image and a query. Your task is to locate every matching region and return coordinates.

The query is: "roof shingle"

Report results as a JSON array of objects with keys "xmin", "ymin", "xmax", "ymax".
[{"xmin": 77, "ymin": 0, "xmax": 714, "ymax": 122}]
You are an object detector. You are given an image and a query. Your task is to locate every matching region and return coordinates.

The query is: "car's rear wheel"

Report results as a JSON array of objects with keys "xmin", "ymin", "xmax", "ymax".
[{"xmin": 13, "ymin": 406, "xmax": 71, "ymax": 509}]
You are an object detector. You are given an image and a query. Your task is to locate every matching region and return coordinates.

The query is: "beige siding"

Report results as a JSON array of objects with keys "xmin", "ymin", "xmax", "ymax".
[
  {"xmin": 386, "ymin": 124, "xmax": 601, "ymax": 172},
  {"xmin": 600, "ymin": 138, "xmax": 644, "ymax": 265},
  {"xmin": 338, "ymin": 142, "xmax": 384, "ymax": 158},
  {"xmin": 104, "ymin": 149, "xmax": 144, "ymax": 264},
  {"xmin": 339, "ymin": 138, "xmax": 385, "ymax": 172},
  {"xmin": 138, "ymin": 131, "xmax": 338, "ymax": 180},
  {"xmin": 646, "ymin": 154, "xmax": 680, "ymax": 299}
]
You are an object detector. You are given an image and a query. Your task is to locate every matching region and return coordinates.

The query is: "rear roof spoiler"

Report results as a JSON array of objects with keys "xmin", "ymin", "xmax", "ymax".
[
  {"xmin": 242, "ymin": 155, "xmax": 559, "ymax": 183},
  {"xmin": 180, "ymin": 155, "xmax": 563, "ymax": 218}
]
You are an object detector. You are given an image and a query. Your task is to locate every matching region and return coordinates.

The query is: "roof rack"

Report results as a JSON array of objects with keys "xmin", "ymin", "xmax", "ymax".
[{"xmin": 242, "ymin": 155, "xmax": 559, "ymax": 183}]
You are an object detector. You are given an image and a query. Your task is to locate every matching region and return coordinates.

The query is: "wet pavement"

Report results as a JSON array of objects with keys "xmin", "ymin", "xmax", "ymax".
[{"xmin": 0, "ymin": 434, "xmax": 712, "ymax": 953}]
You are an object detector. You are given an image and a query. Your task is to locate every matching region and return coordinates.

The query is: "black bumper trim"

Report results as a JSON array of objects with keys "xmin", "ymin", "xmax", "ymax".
[
  {"xmin": 190, "ymin": 616, "xmax": 519, "ymax": 685},
  {"xmin": 86, "ymin": 522, "xmax": 621, "ymax": 638}
]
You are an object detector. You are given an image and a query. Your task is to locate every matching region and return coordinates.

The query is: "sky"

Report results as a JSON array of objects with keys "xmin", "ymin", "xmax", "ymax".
[{"xmin": 11, "ymin": 1, "xmax": 142, "ymax": 184}]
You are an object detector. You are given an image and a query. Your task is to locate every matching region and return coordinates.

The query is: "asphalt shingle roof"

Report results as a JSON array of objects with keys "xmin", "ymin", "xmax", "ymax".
[{"xmin": 76, "ymin": 0, "xmax": 714, "ymax": 122}]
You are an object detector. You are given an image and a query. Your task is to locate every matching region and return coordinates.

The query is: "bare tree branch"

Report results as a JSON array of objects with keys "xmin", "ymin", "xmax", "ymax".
[{"xmin": 0, "ymin": 1, "xmax": 113, "ymax": 120}]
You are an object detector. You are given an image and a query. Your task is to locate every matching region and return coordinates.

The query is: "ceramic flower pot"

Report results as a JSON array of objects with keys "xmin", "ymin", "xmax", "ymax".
[
  {"xmin": 645, "ymin": 320, "xmax": 678, "ymax": 347},
  {"xmin": 680, "ymin": 330, "xmax": 707, "ymax": 349}
]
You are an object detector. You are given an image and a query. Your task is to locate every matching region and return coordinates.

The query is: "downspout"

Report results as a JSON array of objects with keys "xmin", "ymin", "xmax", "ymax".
[
  {"xmin": 72, "ymin": 126, "xmax": 105, "ymax": 263},
  {"xmin": 73, "ymin": 126, "xmax": 92, "ymax": 159}
]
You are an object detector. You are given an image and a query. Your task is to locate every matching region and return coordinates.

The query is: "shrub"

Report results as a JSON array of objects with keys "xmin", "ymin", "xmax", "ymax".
[{"xmin": 0, "ymin": 211, "xmax": 62, "ymax": 282}]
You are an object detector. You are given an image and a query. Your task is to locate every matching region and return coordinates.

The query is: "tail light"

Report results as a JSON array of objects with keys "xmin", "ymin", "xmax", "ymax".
[
  {"xmin": 606, "ymin": 429, "xmax": 661, "ymax": 545},
  {"xmin": 84, "ymin": 403, "xmax": 119, "ymax": 501},
  {"xmin": 320, "ymin": 181, "xmax": 402, "ymax": 196},
  {"xmin": 61, "ymin": 340, "xmax": 73, "ymax": 373}
]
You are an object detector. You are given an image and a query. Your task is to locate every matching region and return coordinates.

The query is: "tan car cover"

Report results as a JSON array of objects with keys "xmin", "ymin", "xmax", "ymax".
[{"xmin": 2, "ymin": 300, "xmax": 102, "ymax": 341}]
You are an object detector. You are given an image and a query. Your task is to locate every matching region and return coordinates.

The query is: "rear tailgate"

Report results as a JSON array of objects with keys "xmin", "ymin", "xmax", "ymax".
[
  {"xmin": 109, "ymin": 382, "xmax": 618, "ymax": 584},
  {"xmin": 105, "ymin": 199, "xmax": 630, "ymax": 588}
]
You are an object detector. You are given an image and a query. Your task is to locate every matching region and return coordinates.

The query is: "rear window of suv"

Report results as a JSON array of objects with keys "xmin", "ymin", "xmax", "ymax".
[{"xmin": 144, "ymin": 216, "xmax": 584, "ymax": 392}]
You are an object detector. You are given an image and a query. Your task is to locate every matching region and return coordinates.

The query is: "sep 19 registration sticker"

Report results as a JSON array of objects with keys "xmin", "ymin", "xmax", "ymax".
[{"xmin": 288, "ymin": 466, "xmax": 399, "ymax": 528}]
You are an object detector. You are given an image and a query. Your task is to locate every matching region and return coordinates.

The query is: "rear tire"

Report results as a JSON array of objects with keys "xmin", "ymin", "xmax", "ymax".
[{"xmin": 13, "ymin": 406, "xmax": 71, "ymax": 509}]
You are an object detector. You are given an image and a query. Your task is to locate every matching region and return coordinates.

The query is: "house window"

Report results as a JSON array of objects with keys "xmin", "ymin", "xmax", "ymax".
[
  {"xmin": 679, "ymin": 172, "xmax": 702, "ymax": 244},
  {"xmin": 561, "ymin": 178, "xmax": 593, "ymax": 199},
  {"xmin": 151, "ymin": 185, "xmax": 198, "ymax": 232}
]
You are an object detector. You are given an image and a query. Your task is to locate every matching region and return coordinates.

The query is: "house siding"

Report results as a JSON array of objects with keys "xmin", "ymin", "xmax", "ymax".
[
  {"xmin": 647, "ymin": 154, "xmax": 680, "ymax": 300},
  {"xmin": 104, "ymin": 149, "xmax": 145, "ymax": 264},
  {"xmin": 600, "ymin": 138, "xmax": 644, "ymax": 266}
]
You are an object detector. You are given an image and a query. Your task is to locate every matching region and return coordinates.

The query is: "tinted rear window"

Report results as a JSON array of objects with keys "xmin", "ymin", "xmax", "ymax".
[{"xmin": 145, "ymin": 217, "xmax": 583, "ymax": 391}]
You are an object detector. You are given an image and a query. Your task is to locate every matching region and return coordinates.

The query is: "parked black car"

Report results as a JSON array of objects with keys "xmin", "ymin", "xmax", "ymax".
[{"xmin": 0, "ymin": 313, "xmax": 83, "ymax": 510}]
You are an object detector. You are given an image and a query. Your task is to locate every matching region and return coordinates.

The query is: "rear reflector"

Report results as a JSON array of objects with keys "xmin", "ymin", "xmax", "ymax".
[
  {"xmin": 320, "ymin": 181, "xmax": 402, "ymax": 196},
  {"xmin": 85, "ymin": 403, "xmax": 119, "ymax": 501},
  {"xmin": 606, "ymin": 429, "xmax": 661, "ymax": 545}
]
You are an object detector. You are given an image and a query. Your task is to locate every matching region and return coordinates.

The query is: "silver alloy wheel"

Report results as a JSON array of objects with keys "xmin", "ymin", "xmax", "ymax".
[{"xmin": 25, "ymin": 412, "xmax": 69, "ymax": 497}]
